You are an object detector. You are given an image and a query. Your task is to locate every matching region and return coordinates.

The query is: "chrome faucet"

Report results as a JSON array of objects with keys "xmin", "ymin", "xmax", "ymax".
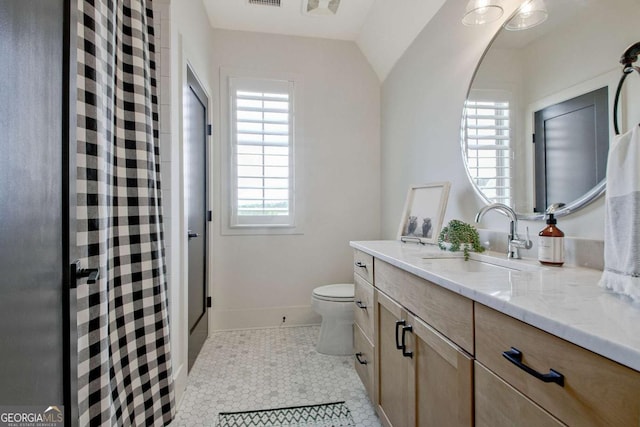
[{"xmin": 475, "ymin": 203, "xmax": 532, "ymax": 259}]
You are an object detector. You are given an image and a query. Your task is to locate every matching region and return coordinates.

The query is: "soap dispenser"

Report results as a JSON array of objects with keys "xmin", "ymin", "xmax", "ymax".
[{"xmin": 538, "ymin": 203, "xmax": 565, "ymax": 266}]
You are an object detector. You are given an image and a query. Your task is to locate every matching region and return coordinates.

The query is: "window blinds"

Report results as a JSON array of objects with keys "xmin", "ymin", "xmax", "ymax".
[
  {"xmin": 464, "ymin": 100, "xmax": 511, "ymax": 205},
  {"xmin": 230, "ymin": 78, "xmax": 294, "ymax": 226}
]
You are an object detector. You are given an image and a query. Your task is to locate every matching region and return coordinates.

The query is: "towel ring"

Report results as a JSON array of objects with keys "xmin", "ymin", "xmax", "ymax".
[{"xmin": 613, "ymin": 41, "xmax": 640, "ymax": 135}]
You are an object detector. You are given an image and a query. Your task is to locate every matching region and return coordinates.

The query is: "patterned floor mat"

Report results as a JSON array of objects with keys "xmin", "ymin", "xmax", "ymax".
[{"xmin": 217, "ymin": 401, "xmax": 356, "ymax": 427}]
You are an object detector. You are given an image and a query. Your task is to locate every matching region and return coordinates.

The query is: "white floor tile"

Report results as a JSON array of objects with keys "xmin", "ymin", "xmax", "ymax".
[{"xmin": 172, "ymin": 325, "xmax": 381, "ymax": 426}]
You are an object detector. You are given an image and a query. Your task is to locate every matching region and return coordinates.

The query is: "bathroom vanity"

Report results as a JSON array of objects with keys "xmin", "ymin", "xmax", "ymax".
[
  {"xmin": 351, "ymin": 241, "xmax": 640, "ymax": 427},
  {"xmin": 353, "ymin": 249, "xmax": 375, "ymax": 399}
]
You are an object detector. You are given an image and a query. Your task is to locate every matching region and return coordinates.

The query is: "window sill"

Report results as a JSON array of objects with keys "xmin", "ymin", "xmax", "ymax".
[{"xmin": 221, "ymin": 224, "xmax": 304, "ymax": 236}]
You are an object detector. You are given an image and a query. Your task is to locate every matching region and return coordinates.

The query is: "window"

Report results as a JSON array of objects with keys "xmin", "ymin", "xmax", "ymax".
[
  {"xmin": 229, "ymin": 77, "xmax": 295, "ymax": 227},
  {"xmin": 464, "ymin": 99, "xmax": 512, "ymax": 205}
]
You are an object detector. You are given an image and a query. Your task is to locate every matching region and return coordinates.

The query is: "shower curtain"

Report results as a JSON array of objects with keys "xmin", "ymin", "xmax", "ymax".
[{"xmin": 76, "ymin": 0, "xmax": 174, "ymax": 425}]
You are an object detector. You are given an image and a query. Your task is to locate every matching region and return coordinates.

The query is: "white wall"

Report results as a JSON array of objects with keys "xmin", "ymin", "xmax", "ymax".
[
  {"xmin": 380, "ymin": 0, "xmax": 638, "ymax": 241},
  {"xmin": 356, "ymin": 0, "xmax": 447, "ymax": 81},
  {"xmin": 520, "ymin": 0, "xmax": 639, "ymax": 105},
  {"xmin": 381, "ymin": 0, "xmax": 525, "ymax": 240},
  {"xmin": 209, "ymin": 29, "xmax": 381, "ymax": 330}
]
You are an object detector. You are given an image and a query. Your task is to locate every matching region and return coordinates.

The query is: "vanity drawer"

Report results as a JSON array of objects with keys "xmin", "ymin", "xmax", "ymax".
[
  {"xmin": 475, "ymin": 362, "xmax": 563, "ymax": 427},
  {"xmin": 354, "ymin": 323, "xmax": 374, "ymax": 401},
  {"xmin": 374, "ymin": 260, "xmax": 474, "ymax": 354},
  {"xmin": 354, "ymin": 274, "xmax": 374, "ymax": 341},
  {"xmin": 353, "ymin": 249, "xmax": 374, "ymax": 283},
  {"xmin": 475, "ymin": 303, "xmax": 640, "ymax": 426}
]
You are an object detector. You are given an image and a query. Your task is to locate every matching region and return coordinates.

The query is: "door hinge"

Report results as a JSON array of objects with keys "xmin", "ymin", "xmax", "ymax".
[
  {"xmin": 207, "ymin": 297, "xmax": 212, "ymax": 308},
  {"xmin": 207, "ymin": 124, "xmax": 212, "ymax": 136},
  {"xmin": 532, "ymin": 133, "xmax": 536, "ymax": 143},
  {"xmin": 208, "ymin": 210, "xmax": 213, "ymax": 222}
]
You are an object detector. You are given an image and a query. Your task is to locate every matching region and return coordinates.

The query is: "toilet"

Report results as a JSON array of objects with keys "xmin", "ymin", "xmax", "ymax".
[{"xmin": 311, "ymin": 283, "xmax": 355, "ymax": 355}]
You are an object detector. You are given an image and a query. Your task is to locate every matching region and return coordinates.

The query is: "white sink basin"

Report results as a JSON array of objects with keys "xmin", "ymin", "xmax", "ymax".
[
  {"xmin": 421, "ymin": 257, "xmax": 516, "ymax": 273},
  {"xmin": 468, "ymin": 253, "xmax": 545, "ymax": 272},
  {"xmin": 422, "ymin": 252, "xmax": 545, "ymax": 272}
]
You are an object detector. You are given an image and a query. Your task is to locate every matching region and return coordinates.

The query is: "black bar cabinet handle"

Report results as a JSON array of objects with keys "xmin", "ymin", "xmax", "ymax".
[
  {"xmin": 355, "ymin": 261, "xmax": 367, "ymax": 269},
  {"xmin": 355, "ymin": 300, "xmax": 367, "ymax": 310},
  {"xmin": 502, "ymin": 347, "xmax": 564, "ymax": 387},
  {"xmin": 395, "ymin": 320, "xmax": 406, "ymax": 350},
  {"xmin": 355, "ymin": 352, "xmax": 368, "ymax": 365},
  {"xmin": 401, "ymin": 325, "xmax": 413, "ymax": 358}
]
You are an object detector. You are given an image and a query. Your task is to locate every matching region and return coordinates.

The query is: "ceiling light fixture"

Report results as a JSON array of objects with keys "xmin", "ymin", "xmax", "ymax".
[
  {"xmin": 304, "ymin": 0, "xmax": 340, "ymax": 16},
  {"xmin": 462, "ymin": 0, "xmax": 504, "ymax": 26},
  {"xmin": 505, "ymin": 0, "xmax": 548, "ymax": 31}
]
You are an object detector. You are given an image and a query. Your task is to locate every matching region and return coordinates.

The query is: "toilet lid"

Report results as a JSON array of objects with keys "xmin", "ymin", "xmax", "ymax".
[{"xmin": 312, "ymin": 283, "xmax": 354, "ymax": 301}]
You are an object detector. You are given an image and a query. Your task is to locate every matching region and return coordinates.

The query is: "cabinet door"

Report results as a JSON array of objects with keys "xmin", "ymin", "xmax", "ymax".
[
  {"xmin": 354, "ymin": 273, "xmax": 375, "ymax": 340},
  {"xmin": 410, "ymin": 313, "xmax": 473, "ymax": 427},
  {"xmin": 354, "ymin": 323, "xmax": 375, "ymax": 401},
  {"xmin": 376, "ymin": 290, "xmax": 411, "ymax": 427},
  {"xmin": 475, "ymin": 362, "xmax": 564, "ymax": 427},
  {"xmin": 375, "ymin": 260, "xmax": 474, "ymax": 354}
]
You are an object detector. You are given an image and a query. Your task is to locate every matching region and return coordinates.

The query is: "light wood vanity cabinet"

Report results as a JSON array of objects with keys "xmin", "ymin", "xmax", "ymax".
[
  {"xmin": 374, "ymin": 262, "xmax": 473, "ymax": 427},
  {"xmin": 354, "ymin": 274, "xmax": 374, "ymax": 339},
  {"xmin": 475, "ymin": 303, "xmax": 640, "ymax": 426},
  {"xmin": 353, "ymin": 248, "xmax": 640, "ymax": 427},
  {"xmin": 353, "ymin": 319, "xmax": 375, "ymax": 400},
  {"xmin": 374, "ymin": 260, "xmax": 474, "ymax": 354},
  {"xmin": 475, "ymin": 362, "xmax": 563, "ymax": 427},
  {"xmin": 376, "ymin": 292, "xmax": 410, "ymax": 427},
  {"xmin": 353, "ymin": 249, "xmax": 374, "ymax": 283},
  {"xmin": 353, "ymin": 249, "xmax": 376, "ymax": 403}
]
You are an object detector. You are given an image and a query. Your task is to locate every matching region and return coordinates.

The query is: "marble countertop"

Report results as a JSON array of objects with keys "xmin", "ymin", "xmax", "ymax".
[{"xmin": 350, "ymin": 240, "xmax": 640, "ymax": 372}]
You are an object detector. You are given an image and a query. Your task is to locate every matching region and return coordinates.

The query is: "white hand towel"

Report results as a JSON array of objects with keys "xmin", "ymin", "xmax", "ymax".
[{"xmin": 599, "ymin": 124, "xmax": 640, "ymax": 301}]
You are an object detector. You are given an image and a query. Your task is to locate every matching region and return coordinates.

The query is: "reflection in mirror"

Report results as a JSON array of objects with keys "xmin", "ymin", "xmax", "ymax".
[
  {"xmin": 462, "ymin": 0, "xmax": 640, "ymax": 219},
  {"xmin": 533, "ymin": 86, "xmax": 609, "ymax": 211}
]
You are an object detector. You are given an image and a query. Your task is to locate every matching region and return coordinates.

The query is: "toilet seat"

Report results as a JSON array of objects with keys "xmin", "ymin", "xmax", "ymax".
[{"xmin": 312, "ymin": 283, "xmax": 354, "ymax": 302}]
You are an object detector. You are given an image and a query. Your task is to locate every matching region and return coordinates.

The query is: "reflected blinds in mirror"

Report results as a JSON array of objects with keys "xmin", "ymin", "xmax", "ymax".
[{"xmin": 464, "ymin": 100, "xmax": 512, "ymax": 205}]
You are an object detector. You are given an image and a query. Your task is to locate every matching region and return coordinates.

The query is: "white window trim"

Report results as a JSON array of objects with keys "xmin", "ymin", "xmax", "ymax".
[{"xmin": 219, "ymin": 68, "xmax": 305, "ymax": 236}]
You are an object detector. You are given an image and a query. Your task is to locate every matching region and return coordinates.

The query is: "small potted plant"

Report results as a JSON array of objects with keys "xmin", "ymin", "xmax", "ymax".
[{"xmin": 438, "ymin": 219, "xmax": 485, "ymax": 260}]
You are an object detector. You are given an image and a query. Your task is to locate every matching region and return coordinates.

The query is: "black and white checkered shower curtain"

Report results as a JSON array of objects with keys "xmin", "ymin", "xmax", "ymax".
[{"xmin": 76, "ymin": 0, "xmax": 174, "ymax": 425}]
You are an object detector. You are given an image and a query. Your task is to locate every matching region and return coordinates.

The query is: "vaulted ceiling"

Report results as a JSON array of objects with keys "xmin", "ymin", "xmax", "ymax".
[{"xmin": 202, "ymin": 0, "xmax": 447, "ymax": 81}]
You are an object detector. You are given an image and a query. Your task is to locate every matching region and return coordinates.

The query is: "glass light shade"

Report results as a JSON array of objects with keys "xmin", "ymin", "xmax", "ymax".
[
  {"xmin": 305, "ymin": 0, "xmax": 340, "ymax": 16},
  {"xmin": 462, "ymin": 0, "xmax": 504, "ymax": 26},
  {"xmin": 505, "ymin": 0, "xmax": 548, "ymax": 31}
]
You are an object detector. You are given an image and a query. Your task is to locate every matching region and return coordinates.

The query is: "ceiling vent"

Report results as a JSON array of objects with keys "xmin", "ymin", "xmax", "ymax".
[
  {"xmin": 248, "ymin": 0, "xmax": 281, "ymax": 7},
  {"xmin": 304, "ymin": 0, "xmax": 341, "ymax": 16}
]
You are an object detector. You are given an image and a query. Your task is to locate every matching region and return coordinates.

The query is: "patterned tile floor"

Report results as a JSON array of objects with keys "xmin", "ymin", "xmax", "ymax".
[{"xmin": 171, "ymin": 325, "xmax": 382, "ymax": 427}]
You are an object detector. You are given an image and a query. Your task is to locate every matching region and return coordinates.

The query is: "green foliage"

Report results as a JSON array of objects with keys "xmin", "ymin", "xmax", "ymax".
[{"xmin": 438, "ymin": 219, "xmax": 485, "ymax": 260}]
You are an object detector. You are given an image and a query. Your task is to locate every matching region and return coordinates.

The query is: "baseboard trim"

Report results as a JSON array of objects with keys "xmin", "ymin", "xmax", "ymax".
[
  {"xmin": 211, "ymin": 323, "xmax": 321, "ymax": 333},
  {"xmin": 210, "ymin": 305, "xmax": 321, "ymax": 331},
  {"xmin": 173, "ymin": 362, "xmax": 187, "ymax": 409}
]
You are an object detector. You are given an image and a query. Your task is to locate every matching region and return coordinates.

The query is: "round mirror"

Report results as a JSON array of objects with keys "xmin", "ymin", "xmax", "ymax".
[{"xmin": 462, "ymin": 0, "xmax": 640, "ymax": 219}]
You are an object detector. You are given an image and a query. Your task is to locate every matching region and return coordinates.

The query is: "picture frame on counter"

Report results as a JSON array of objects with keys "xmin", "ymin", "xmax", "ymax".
[{"xmin": 397, "ymin": 182, "xmax": 451, "ymax": 245}]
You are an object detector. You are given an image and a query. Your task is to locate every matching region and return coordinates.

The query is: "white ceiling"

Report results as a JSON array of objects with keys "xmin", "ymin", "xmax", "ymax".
[{"xmin": 202, "ymin": 0, "xmax": 447, "ymax": 81}]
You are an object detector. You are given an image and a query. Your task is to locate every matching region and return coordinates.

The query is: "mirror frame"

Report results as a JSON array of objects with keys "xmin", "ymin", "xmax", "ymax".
[{"xmin": 461, "ymin": 4, "xmax": 612, "ymax": 220}]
